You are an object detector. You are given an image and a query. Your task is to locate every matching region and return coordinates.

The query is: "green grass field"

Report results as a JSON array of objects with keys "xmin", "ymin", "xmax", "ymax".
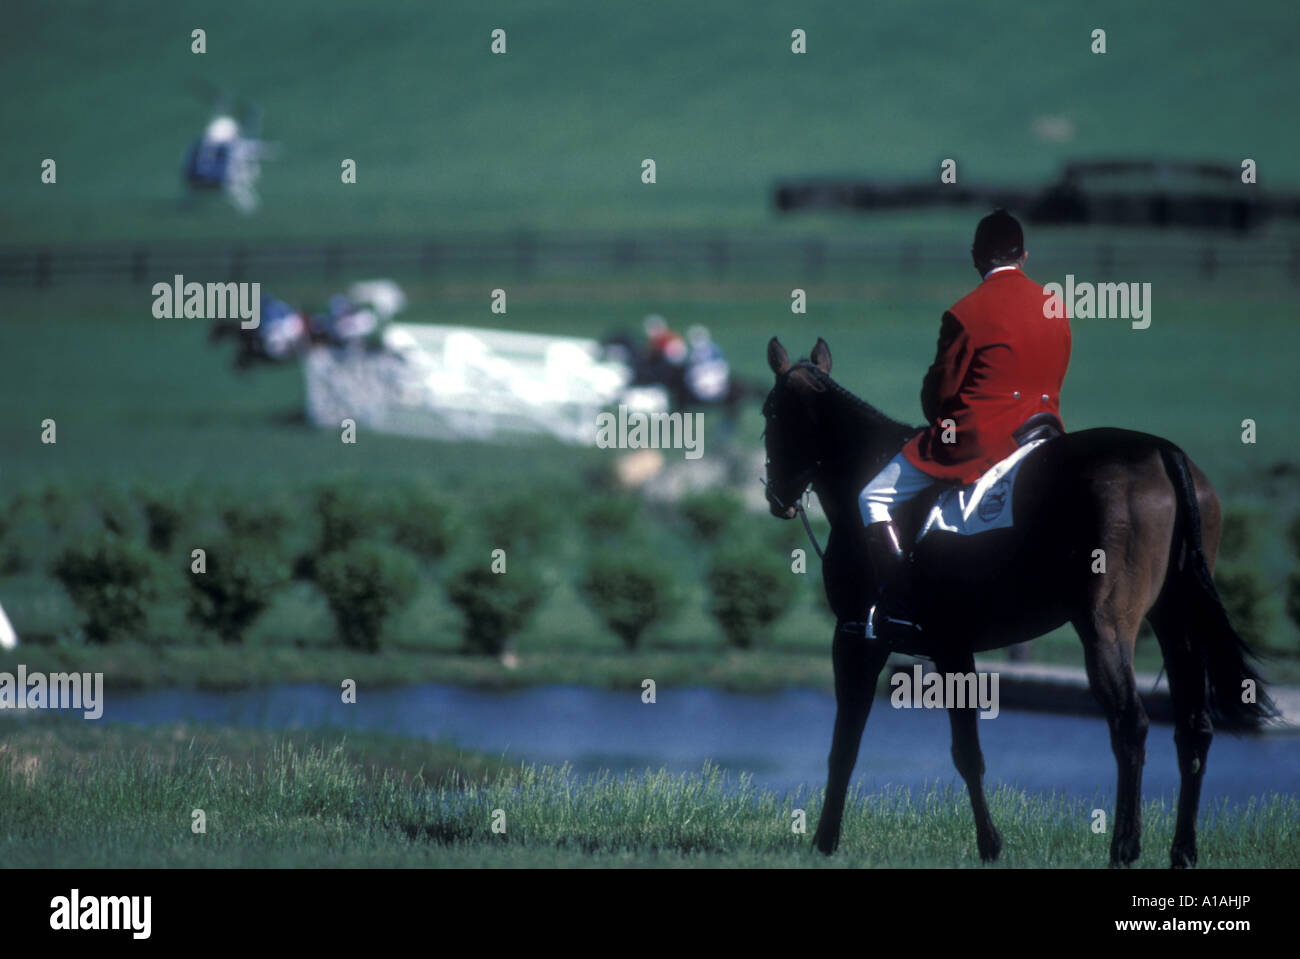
[
  {"xmin": 2, "ymin": 0, "xmax": 1299, "ymax": 242},
  {"xmin": 1, "ymin": 270, "xmax": 1298, "ymax": 690},
  {"xmin": 3, "ymin": 721, "xmax": 1295, "ymax": 868}
]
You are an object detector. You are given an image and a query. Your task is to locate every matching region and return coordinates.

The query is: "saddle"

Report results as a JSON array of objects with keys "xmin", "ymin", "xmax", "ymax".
[
  {"xmin": 913, "ymin": 413, "xmax": 1063, "ymax": 543},
  {"xmin": 1011, "ymin": 412, "xmax": 1064, "ymax": 447}
]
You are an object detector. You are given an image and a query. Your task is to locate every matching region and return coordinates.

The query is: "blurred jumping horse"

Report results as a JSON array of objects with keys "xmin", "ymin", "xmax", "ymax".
[{"xmin": 761, "ymin": 338, "xmax": 1275, "ymax": 868}]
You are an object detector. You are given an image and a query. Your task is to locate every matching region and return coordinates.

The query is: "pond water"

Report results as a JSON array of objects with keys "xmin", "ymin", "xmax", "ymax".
[{"xmin": 84, "ymin": 683, "xmax": 1300, "ymax": 804}]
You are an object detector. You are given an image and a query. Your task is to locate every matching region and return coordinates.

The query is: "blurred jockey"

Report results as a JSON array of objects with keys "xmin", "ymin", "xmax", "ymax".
[
  {"xmin": 182, "ymin": 112, "xmax": 271, "ymax": 213},
  {"xmin": 258, "ymin": 295, "xmax": 308, "ymax": 360},
  {"xmin": 184, "ymin": 115, "xmax": 239, "ymax": 188},
  {"xmin": 316, "ymin": 294, "xmax": 379, "ymax": 346},
  {"xmin": 684, "ymin": 325, "xmax": 731, "ymax": 404},
  {"xmin": 641, "ymin": 314, "xmax": 689, "ymax": 406},
  {"xmin": 644, "ymin": 314, "xmax": 687, "ymax": 365}
]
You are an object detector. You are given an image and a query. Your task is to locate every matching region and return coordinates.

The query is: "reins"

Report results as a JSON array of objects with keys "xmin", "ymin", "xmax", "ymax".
[
  {"xmin": 763, "ymin": 361, "xmax": 908, "ymax": 564},
  {"xmin": 761, "ymin": 368, "xmax": 829, "ymax": 561},
  {"xmin": 761, "ymin": 472, "xmax": 825, "ymax": 560}
]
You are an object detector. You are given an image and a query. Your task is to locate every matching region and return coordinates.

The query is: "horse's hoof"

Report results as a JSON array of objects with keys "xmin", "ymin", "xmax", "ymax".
[
  {"xmin": 978, "ymin": 830, "xmax": 1002, "ymax": 862},
  {"xmin": 1109, "ymin": 839, "xmax": 1141, "ymax": 868},
  {"xmin": 813, "ymin": 832, "xmax": 838, "ymax": 856},
  {"xmin": 1170, "ymin": 846, "xmax": 1197, "ymax": 869}
]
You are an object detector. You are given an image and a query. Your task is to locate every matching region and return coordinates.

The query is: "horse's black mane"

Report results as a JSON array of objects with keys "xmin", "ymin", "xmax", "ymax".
[
  {"xmin": 796, "ymin": 362, "xmax": 913, "ymax": 436},
  {"xmin": 768, "ymin": 360, "xmax": 919, "ymax": 483}
]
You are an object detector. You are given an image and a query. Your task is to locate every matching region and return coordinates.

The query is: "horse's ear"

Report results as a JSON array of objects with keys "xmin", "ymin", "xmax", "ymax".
[
  {"xmin": 767, "ymin": 337, "xmax": 791, "ymax": 375},
  {"xmin": 810, "ymin": 338, "xmax": 831, "ymax": 373}
]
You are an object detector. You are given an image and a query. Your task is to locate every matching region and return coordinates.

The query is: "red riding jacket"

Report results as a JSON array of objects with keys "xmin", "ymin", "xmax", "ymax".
[{"xmin": 901, "ymin": 267, "xmax": 1071, "ymax": 485}]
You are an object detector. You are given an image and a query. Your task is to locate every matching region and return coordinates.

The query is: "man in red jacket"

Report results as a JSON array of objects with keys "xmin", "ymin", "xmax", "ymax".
[{"xmin": 859, "ymin": 210, "xmax": 1071, "ymax": 642}]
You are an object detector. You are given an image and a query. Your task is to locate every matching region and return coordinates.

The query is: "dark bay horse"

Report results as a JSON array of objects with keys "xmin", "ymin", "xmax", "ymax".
[{"xmin": 762, "ymin": 337, "xmax": 1276, "ymax": 868}]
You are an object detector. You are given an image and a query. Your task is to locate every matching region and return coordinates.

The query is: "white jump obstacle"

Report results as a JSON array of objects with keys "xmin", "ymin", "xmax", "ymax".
[
  {"xmin": 303, "ymin": 323, "xmax": 665, "ymax": 445},
  {"xmin": 0, "ymin": 601, "xmax": 17, "ymax": 649}
]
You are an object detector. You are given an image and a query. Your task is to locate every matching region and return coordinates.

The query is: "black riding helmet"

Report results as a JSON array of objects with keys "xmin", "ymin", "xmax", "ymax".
[{"xmin": 972, "ymin": 209, "xmax": 1024, "ymax": 266}]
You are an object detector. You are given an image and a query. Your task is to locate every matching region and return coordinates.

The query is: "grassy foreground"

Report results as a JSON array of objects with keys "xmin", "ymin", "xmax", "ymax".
[{"xmin": 2, "ymin": 721, "xmax": 1296, "ymax": 868}]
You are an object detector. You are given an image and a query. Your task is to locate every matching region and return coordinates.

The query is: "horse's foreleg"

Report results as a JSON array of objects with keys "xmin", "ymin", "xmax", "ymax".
[
  {"xmin": 937, "ymin": 650, "xmax": 1002, "ymax": 862},
  {"xmin": 813, "ymin": 624, "xmax": 888, "ymax": 855},
  {"xmin": 1076, "ymin": 615, "xmax": 1149, "ymax": 867}
]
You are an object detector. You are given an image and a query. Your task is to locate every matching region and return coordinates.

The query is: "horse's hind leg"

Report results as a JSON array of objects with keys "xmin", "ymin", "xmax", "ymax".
[
  {"xmin": 937, "ymin": 650, "xmax": 1002, "ymax": 862},
  {"xmin": 1074, "ymin": 613, "xmax": 1149, "ymax": 867},
  {"xmin": 1148, "ymin": 604, "xmax": 1213, "ymax": 868},
  {"xmin": 813, "ymin": 624, "xmax": 889, "ymax": 855}
]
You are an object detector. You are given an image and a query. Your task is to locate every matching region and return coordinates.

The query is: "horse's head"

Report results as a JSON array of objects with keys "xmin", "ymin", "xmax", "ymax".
[{"xmin": 762, "ymin": 337, "xmax": 832, "ymax": 519}]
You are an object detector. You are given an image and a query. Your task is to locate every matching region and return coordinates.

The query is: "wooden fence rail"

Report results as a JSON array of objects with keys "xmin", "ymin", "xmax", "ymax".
[{"xmin": 2, "ymin": 233, "xmax": 1296, "ymax": 287}]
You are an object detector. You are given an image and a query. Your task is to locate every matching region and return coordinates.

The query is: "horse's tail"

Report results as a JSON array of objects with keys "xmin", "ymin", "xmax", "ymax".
[{"xmin": 1158, "ymin": 446, "xmax": 1277, "ymax": 732}]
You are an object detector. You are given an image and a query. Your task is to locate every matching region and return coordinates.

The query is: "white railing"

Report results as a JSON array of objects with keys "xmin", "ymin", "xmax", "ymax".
[{"xmin": 304, "ymin": 323, "xmax": 655, "ymax": 445}]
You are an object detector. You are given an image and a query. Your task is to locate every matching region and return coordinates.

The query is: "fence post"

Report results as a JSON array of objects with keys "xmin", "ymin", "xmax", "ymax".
[
  {"xmin": 710, "ymin": 236, "xmax": 729, "ymax": 276},
  {"xmin": 131, "ymin": 247, "xmax": 149, "ymax": 285},
  {"xmin": 1097, "ymin": 242, "xmax": 1113, "ymax": 275},
  {"xmin": 613, "ymin": 237, "xmax": 636, "ymax": 270},
  {"xmin": 804, "ymin": 238, "xmax": 825, "ymax": 278},
  {"xmin": 516, "ymin": 232, "xmax": 536, "ymax": 277}
]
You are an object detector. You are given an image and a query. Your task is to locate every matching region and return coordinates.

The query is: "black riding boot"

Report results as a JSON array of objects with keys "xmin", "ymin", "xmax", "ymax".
[{"xmin": 860, "ymin": 520, "xmax": 923, "ymax": 644}]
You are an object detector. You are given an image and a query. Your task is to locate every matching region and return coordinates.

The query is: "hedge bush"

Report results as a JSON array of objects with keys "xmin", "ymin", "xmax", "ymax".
[
  {"xmin": 52, "ymin": 534, "xmax": 161, "ymax": 644},
  {"xmin": 1215, "ymin": 567, "xmax": 1270, "ymax": 650},
  {"xmin": 1216, "ymin": 509, "xmax": 1253, "ymax": 563},
  {"xmin": 95, "ymin": 487, "xmax": 143, "ymax": 541},
  {"xmin": 706, "ymin": 542, "xmax": 796, "ymax": 648},
  {"xmin": 383, "ymin": 487, "xmax": 455, "ymax": 561},
  {"xmin": 678, "ymin": 491, "xmax": 746, "ymax": 542},
  {"xmin": 313, "ymin": 483, "xmax": 377, "ymax": 555},
  {"xmin": 446, "ymin": 564, "xmax": 543, "ymax": 656},
  {"xmin": 223, "ymin": 498, "xmax": 294, "ymax": 553},
  {"xmin": 1285, "ymin": 571, "xmax": 1300, "ymax": 638},
  {"xmin": 479, "ymin": 492, "xmax": 558, "ymax": 553},
  {"xmin": 314, "ymin": 541, "xmax": 419, "ymax": 653},
  {"xmin": 185, "ymin": 537, "xmax": 283, "ymax": 644},
  {"xmin": 580, "ymin": 493, "xmax": 645, "ymax": 543},
  {"xmin": 0, "ymin": 494, "xmax": 46, "ymax": 574},
  {"xmin": 580, "ymin": 550, "xmax": 679, "ymax": 650},
  {"xmin": 1287, "ymin": 514, "xmax": 1300, "ymax": 560},
  {"xmin": 138, "ymin": 487, "xmax": 188, "ymax": 554}
]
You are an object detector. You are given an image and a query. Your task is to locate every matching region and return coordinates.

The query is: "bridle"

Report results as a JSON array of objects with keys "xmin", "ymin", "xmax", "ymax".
[
  {"xmin": 761, "ymin": 470, "xmax": 826, "ymax": 560},
  {"xmin": 761, "ymin": 385, "xmax": 826, "ymax": 560}
]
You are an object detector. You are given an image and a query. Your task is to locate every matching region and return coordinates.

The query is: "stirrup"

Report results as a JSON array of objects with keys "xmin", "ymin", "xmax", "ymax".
[{"xmin": 865, "ymin": 604, "xmax": 923, "ymax": 644}]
